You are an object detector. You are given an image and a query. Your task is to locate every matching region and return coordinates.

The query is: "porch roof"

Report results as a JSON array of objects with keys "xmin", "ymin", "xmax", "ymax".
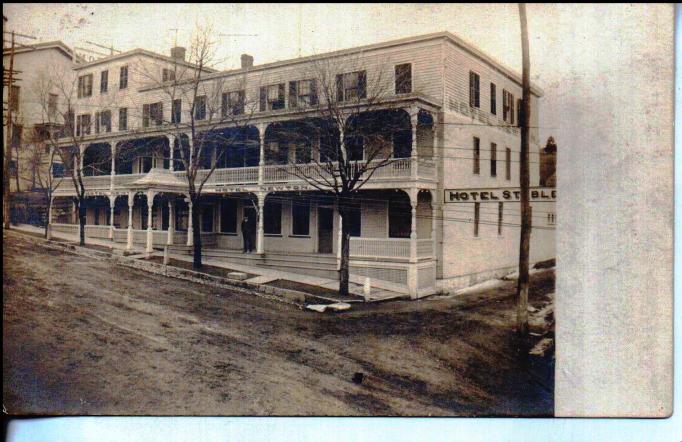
[{"xmin": 125, "ymin": 168, "xmax": 188, "ymax": 193}]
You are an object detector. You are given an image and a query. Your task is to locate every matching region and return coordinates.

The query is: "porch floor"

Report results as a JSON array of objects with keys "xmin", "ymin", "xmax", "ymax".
[{"xmin": 16, "ymin": 224, "xmax": 407, "ymax": 303}]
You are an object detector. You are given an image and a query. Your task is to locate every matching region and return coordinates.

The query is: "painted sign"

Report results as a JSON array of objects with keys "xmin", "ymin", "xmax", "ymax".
[
  {"xmin": 445, "ymin": 187, "xmax": 556, "ymax": 203},
  {"xmin": 210, "ymin": 183, "xmax": 313, "ymax": 193}
]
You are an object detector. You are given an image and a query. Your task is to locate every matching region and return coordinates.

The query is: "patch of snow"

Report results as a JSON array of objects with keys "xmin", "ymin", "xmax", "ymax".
[
  {"xmin": 502, "ymin": 267, "xmax": 548, "ymax": 281},
  {"xmin": 454, "ymin": 279, "xmax": 504, "ymax": 296},
  {"xmin": 326, "ymin": 303, "xmax": 351, "ymax": 311},
  {"xmin": 306, "ymin": 304, "xmax": 328, "ymax": 313}
]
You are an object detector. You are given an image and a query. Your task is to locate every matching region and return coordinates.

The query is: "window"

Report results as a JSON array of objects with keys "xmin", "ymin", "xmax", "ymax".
[
  {"xmin": 10, "ymin": 124, "xmax": 22, "ymax": 148},
  {"xmin": 119, "ymin": 108, "xmax": 128, "ymax": 131},
  {"xmin": 63, "ymin": 109, "xmax": 74, "ymax": 137},
  {"xmin": 201, "ymin": 205, "xmax": 214, "ymax": 232},
  {"xmin": 95, "ymin": 112, "xmax": 100, "ymax": 133},
  {"xmin": 48, "ymin": 93, "xmax": 58, "ymax": 119},
  {"xmin": 222, "ymin": 90, "xmax": 245, "ymax": 116},
  {"xmin": 336, "ymin": 71, "xmax": 366, "ymax": 102},
  {"xmin": 143, "ymin": 102, "xmax": 163, "ymax": 127},
  {"xmin": 52, "ymin": 163, "xmax": 65, "ymax": 178},
  {"xmin": 346, "ymin": 135, "xmax": 364, "ymax": 161},
  {"xmin": 473, "ymin": 137, "xmax": 480, "ymax": 174},
  {"xmin": 347, "ymin": 202, "xmax": 361, "ymax": 237},
  {"xmin": 9, "ymin": 85, "xmax": 20, "ymax": 112},
  {"xmin": 288, "ymin": 79, "xmax": 318, "ymax": 108},
  {"xmin": 100, "ymin": 110, "xmax": 112, "ymax": 133},
  {"xmin": 259, "ymin": 84, "xmax": 285, "ymax": 111},
  {"xmin": 291, "ymin": 200, "xmax": 310, "ymax": 236},
  {"xmin": 490, "ymin": 83, "xmax": 497, "ymax": 114},
  {"xmin": 264, "ymin": 200, "xmax": 282, "ymax": 234},
  {"xmin": 395, "ymin": 63, "xmax": 412, "ymax": 94},
  {"xmin": 172, "ymin": 99, "xmax": 182, "ymax": 123},
  {"xmin": 389, "ymin": 198, "xmax": 411, "ymax": 238},
  {"xmin": 474, "ymin": 202, "xmax": 480, "ymax": 237},
  {"xmin": 490, "ymin": 142, "xmax": 497, "ymax": 177},
  {"xmin": 498, "ymin": 202, "xmax": 503, "ymax": 235},
  {"xmin": 220, "ymin": 199, "xmax": 238, "ymax": 233},
  {"xmin": 8, "ymin": 160, "xmax": 17, "ymax": 177},
  {"xmin": 294, "ymin": 140, "xmax": 312, "ymax": 164},
  {"xmin": 162, "ymin": 68, "xmax": 175, "ymax": 82},
  {"xmin": 100, "ymin": 70, "xmax": 108, "ymax": 93},
  {"xmin": 119, "ymin": 66, "xmax": 128, "ymax": 89},
  {"xmin": 469, "ymin": 71, "xmax": 480, "ymax": 108},
  {"xmin": 505, "ymin": 147, "xmax": 511, "ymax": 180},
  {"xmin": 195, "ymin": 95, "xmax": 206, "ymax": 120},
  {"xmin": 547, "ymin": 212, "xmax": 556, "ymax": 226},
  {"xmin": 76, "ymin": 114, "xmax": 91, "ymax": 136},
  {"xmin": 77, "ymin": 74, "xmax": 93, "ymax": 98},
  {"xmin": 503, "ymin": 89, "xmax": 515, "ymax": 124}
]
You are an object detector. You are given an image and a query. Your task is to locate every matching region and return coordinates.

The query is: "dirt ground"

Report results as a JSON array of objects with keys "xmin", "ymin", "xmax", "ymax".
[{"xmin": 3, "ymin": 231, "xmax": 554, "ymax": 416}]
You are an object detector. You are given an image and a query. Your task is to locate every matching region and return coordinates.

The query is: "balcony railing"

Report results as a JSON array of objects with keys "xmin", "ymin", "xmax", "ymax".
[{"xmin": 52, "ymin": 157, "xmax": 436, "ymax": 195}]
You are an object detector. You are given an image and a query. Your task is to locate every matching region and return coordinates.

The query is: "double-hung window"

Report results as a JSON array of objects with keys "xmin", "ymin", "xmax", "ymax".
[
  {"xmin": 119, "ymin": 66, "xmax": 128, "ymax": 89},
  {"xmin": 336, "ymin": 71, "xmax": 366, "ymax": 101},
  {"xmin": 469, "ymin": 71, "xmax": 480, "ymax": 108},
  {"xmin": 222, "ymin": 90, "xmax": 245, "ymax": 116},
  {"xmin": 259, "ymin": 84, "xmax": 285, "ymax": 111},
  {"xmin": 77, "ymin": 74, "xmax": 93, "ymax": 98},
  {"xmin": 395, "ymin": 63, "xmax": 412, "ymax": 94},
  {"xmin": 100, "ymin": 70, "xmax": 108, "ymax": 93},
  {"xmin": 288, "ymin": 79, "xmax": 317, "ymax": 108}
]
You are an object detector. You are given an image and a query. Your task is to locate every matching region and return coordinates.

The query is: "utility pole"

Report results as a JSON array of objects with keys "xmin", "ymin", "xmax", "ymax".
[
  {"xmin": 3, "ymin": 30, "xmax": 16, "ymax": 229},
  {"xmin": 517, "ymin": 3, "xmax": 532, "ymax": 340}
]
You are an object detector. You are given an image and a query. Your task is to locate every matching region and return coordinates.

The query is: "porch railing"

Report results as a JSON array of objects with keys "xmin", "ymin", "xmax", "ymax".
[
  {"xmin": 84, "ymin": 225, "xmax": 110, "ymax": 239},
  {"xmin": 50, "ymin": 223, "xmax": 79, "ymax": 235},
  {"xmin": 350, "ymin": 237, "xmax": 411, "ymax": 259},
  {"xmin": 52, "ymin": 158, "xmax": 435, "ymax": 194}
]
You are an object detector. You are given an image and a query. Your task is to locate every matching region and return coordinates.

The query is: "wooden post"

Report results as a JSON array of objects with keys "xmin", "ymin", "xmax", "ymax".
[
  {"xmin": 517, "ymin": 3, "xmax": 532, "ymax": 339},
  {"xmin": 126, "ymin": 192, "xmax": 134, "ymax": 251}
]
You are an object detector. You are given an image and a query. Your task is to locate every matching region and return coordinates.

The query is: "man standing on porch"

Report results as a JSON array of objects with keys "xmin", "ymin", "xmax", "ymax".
[{"xmin": 241, "ymin": 215, "xmax": 254, "ymax": 253}]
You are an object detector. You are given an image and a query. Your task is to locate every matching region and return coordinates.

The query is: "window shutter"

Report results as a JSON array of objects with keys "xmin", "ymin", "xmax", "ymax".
[
  {"xmin": 358, "ymin": 71, "xmax": 367, "ymax": 99},
  {"xmin": 510, "ymin": 94, "xmax": 515, "ymax": 125},
  {"xmin": 289, "ymin": 81, "xmax": 298, "ymax": 108},
  {"xmin": 143, "ymin": 104, "xmax": 150, "ymax": 127},
  {"xmin": 278, "ymin": 83, "xmax": 285, "ymax": 107},
  {"xmin": 336, "ymin": 74, "xmax": 344, "ymax": 101},
  {"xmin": 259, "ymin": 87, "xmax": 266, "ymax": 111},
  {"xmin": 469, "ymin": 72, "xmax": 474, "ymax": 107},
  {"xmin": 310, "ymin": 79, "xmax": 318, "ymax": 106}
]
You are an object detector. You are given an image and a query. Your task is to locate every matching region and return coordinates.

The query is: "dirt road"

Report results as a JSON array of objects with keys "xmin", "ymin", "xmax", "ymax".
[{"xmin": 3, "ymin": 232, "xmax": 554, "ymax": 416}]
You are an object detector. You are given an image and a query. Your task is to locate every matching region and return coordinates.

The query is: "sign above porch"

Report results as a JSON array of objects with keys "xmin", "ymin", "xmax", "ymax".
[{"xmin": 444, "ymin": 187, "xmax": 556, "ymax": 203}]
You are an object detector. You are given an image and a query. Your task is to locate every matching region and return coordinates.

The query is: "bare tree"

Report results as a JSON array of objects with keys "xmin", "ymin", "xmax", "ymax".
[
  {"xmin": 37, "ymin": 67, "xmax": 114, "ymax": 246},
  {"xmin": 138, "ymin": 23, "xmax": 260, "ymax": 269},
  {"xmin": 18, "ymin": 126, "xmax": 64, "ymax": 238},
  {"xmin": 273, "ymin": 55, "xmax": 414, "ymax": 296}
]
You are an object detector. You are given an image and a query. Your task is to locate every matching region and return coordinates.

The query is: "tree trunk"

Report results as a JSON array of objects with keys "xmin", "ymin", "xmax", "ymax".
[
  {"xmin": 517, "ymin": 2, "xmax": 532, "ymax": 341},
  {"xmin": 78, "ymin": 199, "xmax": 86, "ymax": 246},
  {"xmin": 191, "ymin": 201, "xmax": 202, "ymax": 269},
  {"xmin": 338, "ymin": 206, "xmax": 351, "ymax": 297}
]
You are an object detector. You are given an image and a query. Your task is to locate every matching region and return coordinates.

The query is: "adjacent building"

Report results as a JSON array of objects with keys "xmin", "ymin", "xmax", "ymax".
[{"xmin": 47, "ymin": 31, "xmax": 555, "ymax": 297}]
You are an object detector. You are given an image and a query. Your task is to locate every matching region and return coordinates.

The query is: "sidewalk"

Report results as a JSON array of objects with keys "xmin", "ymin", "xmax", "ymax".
[{"xmin": 12, "ymin": 224, "xmax": 406, "ymax": 303}]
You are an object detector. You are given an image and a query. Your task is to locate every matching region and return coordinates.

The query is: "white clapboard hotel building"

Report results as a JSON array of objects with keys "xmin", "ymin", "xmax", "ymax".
[{"xmin": 49, "ymin": 32, "xmax": 555, "ymax": 298}]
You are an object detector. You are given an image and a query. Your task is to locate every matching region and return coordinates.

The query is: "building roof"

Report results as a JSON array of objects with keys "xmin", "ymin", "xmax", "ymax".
[
  {"xmin": 141, "ymin": 31, "xmax": 543, "ymax": 96},
  {"xmin": 3, "ymin": 40, "xmax": 81, "ymax": 61},
  {"xmin": 72, "ymin": 48, "xmax": 218, "ymax": 73}
]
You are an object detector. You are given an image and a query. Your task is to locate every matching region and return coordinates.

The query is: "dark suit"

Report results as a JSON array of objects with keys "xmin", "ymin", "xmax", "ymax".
[{"xmin": 241, "ymin": 218, "xmax": 254, "ymax": 252}]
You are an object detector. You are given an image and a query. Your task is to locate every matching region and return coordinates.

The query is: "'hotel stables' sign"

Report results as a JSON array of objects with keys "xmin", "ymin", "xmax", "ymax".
[{"xmin": 445, "ymin": 187, "xmax": 556, "ymax": 203}]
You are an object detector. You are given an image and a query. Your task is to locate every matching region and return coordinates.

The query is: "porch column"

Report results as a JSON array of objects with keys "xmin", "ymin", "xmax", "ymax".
[
  {"xmin": 258, "ymin": 123, "xmax": 266, "ymax": 186},
  {"xmin": 410, "ymin": 108, "xmax": 418, "ymax": 181},
  {"xmin": 408, "ymin": 189, "xmax": 418, "ymax": 299},
  {"xmin": 168, "ymin": 135, "xmax": 175, "ymax": 171},
  {"xmin": 46, "ymin": 196, "xmax": 54, "ymax": 240},
  {"xmin": 431, "ymin": 200, "xmax": 438, "ymax": 259},
  {"xmin": 167, "ymin": 200, "xmax": 175, "ymax": 245},
  {"xmin": 335, "ymin": 200, "xmax": 342, "ymax": 270},
  {"xmin": 256, "ymin": 191, "xmax": 265, "ymax": 254},
  {"xmin": 145, "ymin": 191, "xmax": 156, "ymax": 255},
  {"xmin": 126, "ymin": 192, "xmax": 135, "ymax": 251},
  {"xmin": 110, "ymin": 144, "xmax": 116, "ymax": 191},
  {"xmin": 187, "ymin": 133, "xmax": 193, "ymax": 169},
  {"xmin": 186, "ymin": 200, "xmax": 194, "ymax": 246},
  {"xmin": 108, "ymin": 194, "xmax": 115, "ymax": 240}
]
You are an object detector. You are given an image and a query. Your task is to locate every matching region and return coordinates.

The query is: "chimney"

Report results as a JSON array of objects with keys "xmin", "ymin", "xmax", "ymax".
[
  {"xmin": 170, "ymin": 46, "xmax": 186, "ymax": 62},
  {"xmin": 241, "ymin": 54, "xmax": 254, "ymax": 69}
]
